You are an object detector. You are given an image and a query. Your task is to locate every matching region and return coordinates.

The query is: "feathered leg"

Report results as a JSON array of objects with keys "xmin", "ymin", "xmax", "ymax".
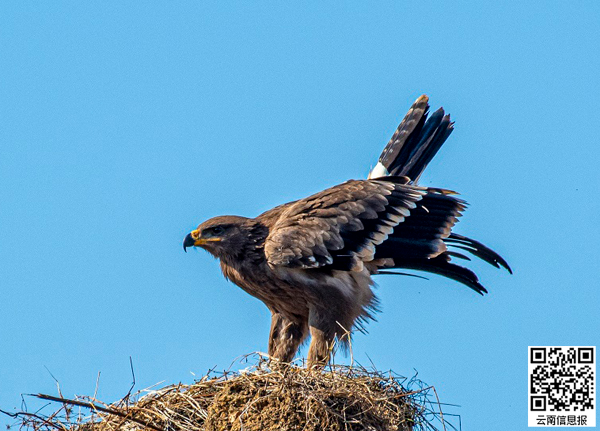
[
  {"xmin": 268, "ymin": 312, "xmax": 308, "ymax": 363},
  {"xmin": 307, "ymin": 326, "xmax": 333, "ymax": 368},
  {"xmin": 306, "ymin": 306, "xmax": 351, "ymax": 367}
]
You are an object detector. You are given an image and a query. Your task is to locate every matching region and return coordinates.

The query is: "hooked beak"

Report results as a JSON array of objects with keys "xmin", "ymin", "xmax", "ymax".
[
  {"xmin": 183, "ymin": 233, "xmax": 196, "ymax": 252},
  {"xmin": 183, "ymin": 229, "xmax": 221, "ymax": 252}
]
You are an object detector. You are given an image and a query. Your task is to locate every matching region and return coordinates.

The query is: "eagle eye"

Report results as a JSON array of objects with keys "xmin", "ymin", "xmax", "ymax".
[{"xmin": 210, "ymin": 226, "xmax": 225, "ymax": 235}]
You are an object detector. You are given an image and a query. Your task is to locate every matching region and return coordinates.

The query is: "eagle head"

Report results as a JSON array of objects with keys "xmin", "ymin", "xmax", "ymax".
[{"xmin": 183, "ymin": 215, "xmax": 251, "ymax": 261}]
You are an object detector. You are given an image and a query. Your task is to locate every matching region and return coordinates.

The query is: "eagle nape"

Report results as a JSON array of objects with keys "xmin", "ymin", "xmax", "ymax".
[{"xmin": 184, "ymin": 94, "xmax": 510, "ymax": 368}]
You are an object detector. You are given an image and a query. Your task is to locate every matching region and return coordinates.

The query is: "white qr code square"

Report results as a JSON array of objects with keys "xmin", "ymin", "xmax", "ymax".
[{"xmin": 528, "ymin": 346, "xmax": 596, "ymax": 427}]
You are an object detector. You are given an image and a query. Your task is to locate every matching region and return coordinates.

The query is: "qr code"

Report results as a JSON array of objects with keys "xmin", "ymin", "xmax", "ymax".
[{"xmin": 528, "ymin": 346, "xmax": 596, "ymax": 427}]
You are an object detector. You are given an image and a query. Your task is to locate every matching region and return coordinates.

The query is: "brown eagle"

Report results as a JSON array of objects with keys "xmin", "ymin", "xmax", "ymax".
[{"xmin": 183, "ymin": 95, "xmax": 511, "ymax": 367}]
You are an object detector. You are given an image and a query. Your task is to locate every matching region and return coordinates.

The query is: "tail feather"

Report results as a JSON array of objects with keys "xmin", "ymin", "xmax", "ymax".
[{"xmin": 369, "ymin": 95, "xmax": 454, "ymax": 183}]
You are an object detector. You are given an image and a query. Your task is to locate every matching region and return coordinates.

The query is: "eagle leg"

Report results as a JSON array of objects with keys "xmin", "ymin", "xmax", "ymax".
[
  {"xmin": 267, "ymin": 313, "xmax": 308, "ymax": 364},
  {"xmin": 307, "ymin": 306, "xmax": 352, "ymax": 368},
  {"xmin": 307, "ymin": 326, "xmax": 335, "ymax": 368}
]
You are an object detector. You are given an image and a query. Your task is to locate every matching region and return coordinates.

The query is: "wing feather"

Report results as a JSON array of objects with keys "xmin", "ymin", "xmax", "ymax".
[{"xmin": 263, "ymin": 179, "xmax": 426, "ymax": 270}]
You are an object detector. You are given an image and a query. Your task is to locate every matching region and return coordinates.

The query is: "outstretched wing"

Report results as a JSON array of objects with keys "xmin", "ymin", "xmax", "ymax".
[
  {"xmin": 263, "ymin": 178, "xmax": 427, "ymax": 271},
  {"xmin": 367, "ymin": 95, "xmax": 510, "ymax": 294},
  {"xmin": 263, "ymin": 95, "xmax": 509, "ymax": 294},
  {"xmin": 369, "ymin": 94, "xmax": 454, "ymax": 183}
]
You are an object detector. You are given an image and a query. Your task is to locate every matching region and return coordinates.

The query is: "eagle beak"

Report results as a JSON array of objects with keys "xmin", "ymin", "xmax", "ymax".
[
  {"xmin": 183, "ymin": 233, "xmax": 196, "ymax": 252},
  {"xmin": 183, "ymin": 229, "xmax": 222, "ymax": 252}
]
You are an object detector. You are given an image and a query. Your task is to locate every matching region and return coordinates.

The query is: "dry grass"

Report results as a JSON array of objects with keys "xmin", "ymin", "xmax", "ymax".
[{"xmin": 3, "ymin": 354, "xmax": 453, "ymax": 431}]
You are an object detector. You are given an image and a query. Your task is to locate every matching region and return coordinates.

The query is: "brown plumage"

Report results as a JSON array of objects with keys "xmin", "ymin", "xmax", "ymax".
[{"xmin": 183, "ymin": 95, "xmax": 511, "ymax": 367}]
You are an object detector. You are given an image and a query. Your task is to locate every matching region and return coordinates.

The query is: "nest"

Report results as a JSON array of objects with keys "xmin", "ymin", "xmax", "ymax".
[{"xmin": 4, "ymin": 355, "xmax": 450, "ymax": 431}]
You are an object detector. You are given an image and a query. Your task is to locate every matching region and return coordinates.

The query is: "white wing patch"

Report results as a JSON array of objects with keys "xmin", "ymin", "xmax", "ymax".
[{"xmin": 368, "ymin": 161, "xmax": 389, "ymax": 179}]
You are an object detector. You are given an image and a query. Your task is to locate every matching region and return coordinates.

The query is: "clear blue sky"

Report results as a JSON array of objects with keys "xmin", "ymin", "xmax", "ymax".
[{"xmin": 1, "ymin": 2, "xmax": 599, "ymax": 430}]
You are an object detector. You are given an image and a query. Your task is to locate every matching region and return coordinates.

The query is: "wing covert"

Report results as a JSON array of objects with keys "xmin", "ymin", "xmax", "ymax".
[{"xmin": 263, "ymin": 179, "xmax": 425, "ymax": 270}]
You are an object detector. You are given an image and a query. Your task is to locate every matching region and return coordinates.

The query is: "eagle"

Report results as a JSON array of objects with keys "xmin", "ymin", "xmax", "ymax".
[{"xmin": 183, "ymin": 95, "xmax": 511, "ymax": 367}]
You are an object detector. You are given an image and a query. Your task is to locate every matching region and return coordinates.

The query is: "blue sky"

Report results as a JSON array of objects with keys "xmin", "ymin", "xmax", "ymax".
[{"xmin": 1, "ymin": 2, "xmax": 599, "ymax": 429}]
